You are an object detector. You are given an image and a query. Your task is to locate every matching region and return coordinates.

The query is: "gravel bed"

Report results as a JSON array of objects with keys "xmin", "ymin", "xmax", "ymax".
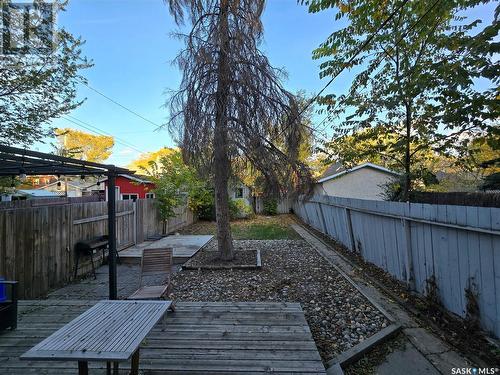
[{"xmin": 171, "ymin": 239, "xmax": 390, "ymax": 362}]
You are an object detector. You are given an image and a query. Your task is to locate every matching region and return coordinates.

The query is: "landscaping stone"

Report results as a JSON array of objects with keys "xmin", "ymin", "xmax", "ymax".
[
  {"xmin": 183, "ymin": 245, "xmax": 258, "ymax": 269},
  {"xmin": 170, "ymin": 238, "xmax": 390, "ymax": 362}
]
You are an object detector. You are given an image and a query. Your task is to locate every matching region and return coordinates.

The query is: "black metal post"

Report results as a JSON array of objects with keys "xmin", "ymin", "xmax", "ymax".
[{"xmin": 107, "ymin": 172, "xmax": 117, "ymax": 300}]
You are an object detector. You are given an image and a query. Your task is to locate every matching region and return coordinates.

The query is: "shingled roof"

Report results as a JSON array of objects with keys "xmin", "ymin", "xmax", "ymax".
[{"xmin": 317, "ymin": 162, "xmax": 399, "ymax": 183}]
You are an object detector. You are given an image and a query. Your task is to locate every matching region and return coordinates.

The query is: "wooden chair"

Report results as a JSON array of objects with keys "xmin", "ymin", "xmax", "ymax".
[{"xmin": 127, "ymin": 248, "xmax": 174, "ymax": 302}]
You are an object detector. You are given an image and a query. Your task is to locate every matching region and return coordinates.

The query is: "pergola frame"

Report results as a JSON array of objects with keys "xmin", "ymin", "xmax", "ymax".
[{"xmin": 0, "ymin": 145, "xmax": 132, "ymax": 300}]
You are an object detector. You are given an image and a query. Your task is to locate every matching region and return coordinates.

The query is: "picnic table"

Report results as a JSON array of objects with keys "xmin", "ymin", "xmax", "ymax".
[{"xmin": 20, "ymin": 300, "xmax": 172, "ymax": 375}]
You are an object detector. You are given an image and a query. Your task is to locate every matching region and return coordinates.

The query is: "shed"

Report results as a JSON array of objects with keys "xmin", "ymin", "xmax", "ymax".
[
  {"xmin": 315, "ymin": 162, "xmax": 399, "ymax": 201},
  {"xmin": 102, "ymin": 174, "xmax": 155, "ymax": 201}
]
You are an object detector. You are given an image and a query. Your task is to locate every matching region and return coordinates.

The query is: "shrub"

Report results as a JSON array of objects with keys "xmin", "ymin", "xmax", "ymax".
[
  {"xmin": 263, "ymin": 198, "xmax": 278, "ymax": 215},
  {"xmin": 229, "ymin": 198, "xmax": 253, "ymax": 220},
  {"xmin": 188, "ymin": 184, "xmax": 215, "ymax": 220}
]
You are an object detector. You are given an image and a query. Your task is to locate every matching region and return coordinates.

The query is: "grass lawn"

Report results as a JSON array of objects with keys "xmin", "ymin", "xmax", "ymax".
[
  {"xmin": 232, "ymin": 222, "xmax": 299, "ymax": 240},
  {"xmin": 179, "ymin": 214, "xmax": 301, "ymax": 240}
]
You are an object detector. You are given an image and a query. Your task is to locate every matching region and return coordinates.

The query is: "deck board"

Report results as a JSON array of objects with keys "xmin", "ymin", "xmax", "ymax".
[
  {"xmin": 0, "ymin": 300, "xmax": 325, "ymax": 374},
  {"xmin": 120, "ymin": 235, "xmax": 213, "ymax": 264}
]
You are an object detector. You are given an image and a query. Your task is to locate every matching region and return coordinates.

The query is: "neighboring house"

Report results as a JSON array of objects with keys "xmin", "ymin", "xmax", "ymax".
[
  {"xmin": 103, "ymin": 174, "xmax": 156, "ymax": 201},
  {"xmin": 1, "ymin": 189, "xmax": 61, "ymax": 201},
  {"xmin": 39, "ymin": 179, "xmax": 103, "ymax": 198},
  {"xmin": 26, "ymin": 175, "xmax": 58, "ymax": 188},
  {"xmin": 315, "ymin": 162, "xmax": 399, "ymax": 201}
]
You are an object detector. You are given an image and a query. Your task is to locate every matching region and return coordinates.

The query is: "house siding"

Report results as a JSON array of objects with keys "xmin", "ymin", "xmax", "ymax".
[
  {"xmin": 315, "ymin": 167, "xmax": 396, "ymax": 201},
  {"xmin": 229, "ymin": 184, "xmax": 253, "ymax": 206},
  {"xmin": 105, "ymin": 176, "xmax": 155, "ymax": 200}
]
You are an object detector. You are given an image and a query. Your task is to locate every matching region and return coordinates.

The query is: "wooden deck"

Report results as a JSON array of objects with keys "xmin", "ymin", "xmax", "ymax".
[
  {"xmin": 120, "ymin": 235, "xmax": 213, "ymax": 264},
  {"xmin": 0, "ymin": 300, "xmax": 326, "ymax": 374}
]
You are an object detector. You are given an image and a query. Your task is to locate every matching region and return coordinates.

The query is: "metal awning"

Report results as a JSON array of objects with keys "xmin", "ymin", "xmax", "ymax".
[
  {"xmin": 0, "ymin": 145, "xmax": 130, "ymax": 176},
  {"xmin": 0, "ymin": 144, "xmax": 131, "ymax": 300}
]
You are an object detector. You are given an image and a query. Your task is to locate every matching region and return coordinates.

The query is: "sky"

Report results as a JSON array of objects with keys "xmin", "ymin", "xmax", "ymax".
[
  {"xmin": 37, "ymin": 0, "xmax": 339, "ymax": 166},
  {"xmin": 35, "ymin": 0, "xmax": 495, "ymax": 167}
]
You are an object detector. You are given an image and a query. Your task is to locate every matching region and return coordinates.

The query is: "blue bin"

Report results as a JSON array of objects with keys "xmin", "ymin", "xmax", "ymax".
[{"xmin": 0, "ymin": 278, "xmax": 6, "ymax": 302}]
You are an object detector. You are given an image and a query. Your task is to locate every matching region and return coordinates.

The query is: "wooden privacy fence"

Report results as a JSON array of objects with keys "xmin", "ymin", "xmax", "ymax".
[
  {"xmin": 254, "ymin": 197, "xmax": 293, "ymax": 214},
  {"xmin": 0, "ymin": 199, "xmax": 195, "ymax": 299},
  {"xmin": 135, "ymin": 199, "xmax": 195, "ymax": 243},
  {"xmin": 294, "ymin": 195, "xmax": 500, "ymax": 339},
  {"xmin": 0, "ymin": 195, "xmax": 100, "ymax": 209}
]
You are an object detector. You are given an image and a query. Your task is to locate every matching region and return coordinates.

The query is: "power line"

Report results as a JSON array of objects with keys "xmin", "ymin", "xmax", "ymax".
[
  {"xmin": 308, "ymin": 0, "xmax": 444, "ymax": 142},
  {"xmin": 79, "ymin": 80, "xmax": 163, "ymax": 130},
  {"xmin": 278, "ymin": 0, "xmax": 412, "ymax": 138},
  {"xmin": 283, "ymin": 0, "xmax": 446, "ymax": 139},
  {"xmin": 64, "ymin": 115, "xmax": 146, "ymax": 154},
  {"xmin": 62, "ymin": 115, "xmax": 147, "ymax": 154},
  {"xmin": 65, "ymin": 114, "xmax": 141, "ymax": 150},
  {"xmin": 380, "ymin": 0, "xmax": 443, "ymax": 62}
]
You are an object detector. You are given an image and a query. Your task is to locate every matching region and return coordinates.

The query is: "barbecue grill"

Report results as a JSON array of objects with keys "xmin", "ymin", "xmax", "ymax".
[{"xmin": 73, "ymin": 235, "xmax": 110, "ymax": 279}]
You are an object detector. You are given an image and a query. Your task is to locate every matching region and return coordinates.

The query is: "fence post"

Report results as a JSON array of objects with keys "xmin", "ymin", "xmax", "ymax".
[
  {"xmin": 318, "ymin": 202, "xmax": 328, "ymax": 235},
  {"xmin": 133, "ymin": 201, "xmax": 137, "ymax": 245},
  {"xmin": 303, "ymin": 200, "xmax": 311, "ymax": 225},
  {"xmin": 345, "ymin": 207, "xmax": 356, "ymax": 252},
  {"xmin": 403, "ymin": 217, "xmax": 416, "ymax": 291},
  {"xmin": 68, "ymin": 203, "xmax": 74, "ymax": 281}
]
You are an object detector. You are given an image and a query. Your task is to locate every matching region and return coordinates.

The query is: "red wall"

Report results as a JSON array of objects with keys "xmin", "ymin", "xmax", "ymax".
[{"xmin": 105, "ymin": 176, "xmax": 155, "ymax": 199}]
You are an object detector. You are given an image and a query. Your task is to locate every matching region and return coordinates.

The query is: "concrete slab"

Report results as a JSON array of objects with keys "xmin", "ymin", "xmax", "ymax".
[
  {"xmin": 120, "ymin": 235, "xmax": 213, "ymax": 264},
  {"xmin": 404, "ymin": 327, "xmax": 449, "ymax": 355},
  {"xmin": 428, "ymin": 349, "xmax": 471, "ymax": 374},
  {"xmin": 376, "ymin": 341, "xmax": 440, "ymax": 375}
]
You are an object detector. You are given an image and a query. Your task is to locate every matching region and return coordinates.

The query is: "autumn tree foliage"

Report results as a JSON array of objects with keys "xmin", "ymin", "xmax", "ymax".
[
  {"xmin": 54, "ymin": 128, "xmax": 114, "ymax": 163},
  {"xmin": 306, "ymin": 0, "xmax": 499, "ymax": 200},
  {"xmin": 0, "ymin": 0, "xmax": 92, "ymax": 146}
]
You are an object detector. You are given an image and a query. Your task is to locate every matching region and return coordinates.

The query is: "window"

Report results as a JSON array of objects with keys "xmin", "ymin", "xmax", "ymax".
[
  {"xmin": 122, "ymin": 193, "xmax": 139, "ymax": 202},
  {"xmin": 145, "ymin": 193, "xmax": 155, "ymax": 199},
  {"xmin": 235, "ymin": 187, "xmax": 244, "ymax": 198}
]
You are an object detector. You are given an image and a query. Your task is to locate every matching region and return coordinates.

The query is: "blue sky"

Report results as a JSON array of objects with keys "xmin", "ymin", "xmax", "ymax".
[
  {"xmin": 37, "ymin": 0, "xmax": 495, "ymax": 167},
  {"xmin": 38, "ymin": 0, "xmax": 339, "ymax": 166}
]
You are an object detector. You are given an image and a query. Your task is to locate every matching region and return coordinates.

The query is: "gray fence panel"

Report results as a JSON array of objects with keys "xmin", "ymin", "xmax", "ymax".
[
  {"xmin": 295, "ymin": 195, "xmax": 500, "ymax": 338},
  {"xmin": 493, "ymin": 208, "xmax": 500, "ymax": 335}
]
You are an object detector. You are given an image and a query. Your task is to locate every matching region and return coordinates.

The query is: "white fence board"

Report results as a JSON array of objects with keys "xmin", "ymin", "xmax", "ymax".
[
  {"xmin": 254, "ymin": 197, "xmax": 292, "ymax": 215},
  {"xmin": 294, "ymin": 195, "xmax": 500, "ymax": 338}
]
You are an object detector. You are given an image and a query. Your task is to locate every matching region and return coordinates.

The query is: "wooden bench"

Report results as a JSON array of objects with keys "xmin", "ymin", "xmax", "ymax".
[{"xmin": 20, "ymin": 300, "xmax": 172, "ymax": 375}]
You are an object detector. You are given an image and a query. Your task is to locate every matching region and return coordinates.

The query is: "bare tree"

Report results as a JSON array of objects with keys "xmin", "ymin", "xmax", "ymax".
[{"xmin": 166, "ymin": 0, "xmax": 312, "ymax": 260}]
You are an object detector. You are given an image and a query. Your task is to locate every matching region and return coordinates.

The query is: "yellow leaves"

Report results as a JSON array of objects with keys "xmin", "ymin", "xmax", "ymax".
[
  {"xmin": 338, "ymin": 1, "xmax": 351, "ymax": 13},
  {"xmin": 128, "ymin": 147, "xmax": 178, "ymax": 173},
  {"xmin": 55, "ymin": 128, "xmax": 114, "ymax": 163}
]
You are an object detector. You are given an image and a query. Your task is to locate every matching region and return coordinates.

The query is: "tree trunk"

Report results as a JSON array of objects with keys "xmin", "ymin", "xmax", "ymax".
[
  {"xmin": 403, "ymin": 101, "xmax": 412, "ymax": 201},
  {"xmin": 213, "ymin": 0, "xmax": 234, "ymax": 260}
]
